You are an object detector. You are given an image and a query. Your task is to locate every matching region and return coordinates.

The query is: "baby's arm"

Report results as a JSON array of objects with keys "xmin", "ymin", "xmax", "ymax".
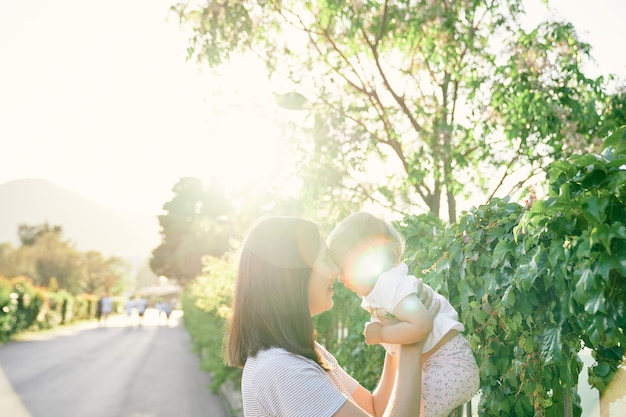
[{"xmin": 365, "ymin": 295, "xmax": 433, "ymax": 345}]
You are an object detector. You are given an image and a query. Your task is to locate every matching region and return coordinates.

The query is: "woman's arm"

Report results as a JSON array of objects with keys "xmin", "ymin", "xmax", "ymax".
[
  {"xmin": 371, "ymin": 351, "xmax": 398, "ymax": 416},
  {"xmin": 333, "ymin": 343, "xmax": 424, "ymax": 417},
  {"xmin": 385, "ymin": 342, "xmax": 424, "ymax": 416},
  {"xmin": 365, "ymin": 295, "xmax": 433, "ymax": 345},
  {"xmin": 337, "ymin": 351, "xmax": 396, "ymax": 416}
]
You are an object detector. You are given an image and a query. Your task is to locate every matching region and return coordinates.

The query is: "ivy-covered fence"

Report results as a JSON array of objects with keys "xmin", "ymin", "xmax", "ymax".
[
  {"xmin": 401, "ymin": 130, "xmax": 626, "ymax": 417},
  {"xmin": 183, "ymin": 131, "xmax": 625, "ymax": 416}
]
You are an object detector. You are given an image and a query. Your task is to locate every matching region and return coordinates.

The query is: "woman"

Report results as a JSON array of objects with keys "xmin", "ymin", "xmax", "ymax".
[{"xmin": 226, "ymin": 217, "xmax": 439, "ymax": 417}]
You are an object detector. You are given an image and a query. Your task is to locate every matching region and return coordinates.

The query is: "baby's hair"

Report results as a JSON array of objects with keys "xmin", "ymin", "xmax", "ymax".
[{"xmin": 327, "ymin": 212, "xmax": 405, "ymax": 266}]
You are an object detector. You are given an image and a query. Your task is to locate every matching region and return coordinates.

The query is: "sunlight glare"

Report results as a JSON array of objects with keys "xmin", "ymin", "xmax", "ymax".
[
  {"xmin": 351, "ymin": 245, "xmax": 390, "ymax": 285},
  {"xmin": 202, "ymin": 112, "xmax": 283, "ymax": 190},
  {"xmin": 177, "ymin": 54, "xmax": 298, "ymax": 195}
]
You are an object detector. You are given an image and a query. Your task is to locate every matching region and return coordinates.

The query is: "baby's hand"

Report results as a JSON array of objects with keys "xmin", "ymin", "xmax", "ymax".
[{"xmin": 364, "ymin": 321, "xmax": 384, "ymax": 345}]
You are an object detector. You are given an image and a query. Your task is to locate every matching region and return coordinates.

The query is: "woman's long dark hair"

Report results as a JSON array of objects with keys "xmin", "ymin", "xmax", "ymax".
[{"xmin": 226, "ymin": 217, "xmax": 328, "ymax": 369}]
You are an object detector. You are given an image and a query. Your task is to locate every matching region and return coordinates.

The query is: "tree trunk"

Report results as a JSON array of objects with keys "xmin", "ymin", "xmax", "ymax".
[{"xmin": 447, "ymin": 186, "xmax": 457, "ymax": 223}]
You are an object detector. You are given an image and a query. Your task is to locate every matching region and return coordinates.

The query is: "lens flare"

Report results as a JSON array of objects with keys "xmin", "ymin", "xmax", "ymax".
[{"xmin": 350, "ymin": 245, "xmax": 390, "ymax": 285}]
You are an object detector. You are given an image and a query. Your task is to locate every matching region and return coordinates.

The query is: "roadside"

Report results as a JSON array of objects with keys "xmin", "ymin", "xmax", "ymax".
[
  {"xmin": 0, "ymin": 309, "xmax": 228, "ymax": 417},
  {"xmin": 7, "ymin": 310, "xmax": 244, "ymax": 416},
  {"xmin": 220, "ymin": 379, "xmax": 243, "ymax": 417}
]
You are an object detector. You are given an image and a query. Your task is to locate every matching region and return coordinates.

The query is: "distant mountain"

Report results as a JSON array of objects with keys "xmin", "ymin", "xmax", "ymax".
[{"xmin": 0, "ymin": 178, "xmax": 160, "ymax": 259}]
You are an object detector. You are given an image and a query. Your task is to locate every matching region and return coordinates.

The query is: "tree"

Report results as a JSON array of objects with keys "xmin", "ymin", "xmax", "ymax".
[
  {"xmin": 596, "ymin": 86, "xmax": 626, "ymax": 140},
  {"xmin": 79, "ymin": 251, "xmax": 130, "ymax": 295},
  {"xmin": 29, "ymin": 231, "xmax": 81, "ymax": 292},
  {"xmin": 150, "ymin": 177, "xmax": 233, "ymax": 285},
  {"xmin": 18, "ymin": 223, "xmax": 63, "ymax": 246},
  {"xmin": 0, "ymin": 224, "xmax": 129, "ymax": 295},
  {"xmin": 0, "ymin": 242, "xmax": 34, "ymax": 280},
  {"xmin": 0, "ymin": 225, "xmax": 81, "ymax": 292},
  {"xmin": 172, "ymin": 0, "xmax": 613, "ymax": 221}
]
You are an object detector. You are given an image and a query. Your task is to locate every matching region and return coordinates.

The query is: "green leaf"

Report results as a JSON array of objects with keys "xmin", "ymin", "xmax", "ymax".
[
  {"xmin": 542, "ymin": 327, "xmax": 562, "ymax": 365},
  {"xmin": 590, "ymin": 223, "xmax": 613, "ymax": 254},
  {"xmin": 611, "ymin": 243, "xmax": 626, "ymax": 276},
  {"xmin": 593, "ymin": 362, "xmax": 611, "ymax": 377},
  {"xmin": 606, "ymin": 156, "xmax": 626, "ymax": 168},
  {"xmin": 574, "ymin": 266, "xmax": 596, "ymax": 302},
  {"xmin": 484, "ymin": 358, "xmax": 499, "ymax": 377},
  {"xmin": 501, "ymin": 285, "xmax": 516, "ymax": 308},
  {"xmin": 576, "ymin": 153, "xmax": 601, "ymax": 168},
  {"xmin": 491, "ymin": 239, "xmax": 512, "ymax": 268},
  {"xmin": 582, "ymin": 195, "xmax": 608, "ymax": 224},
  {"xmin": 529, "ymin": 199, "xmax": 547, "ymax": 215},
  {"xmin": 589, "ymin": 328, "xmax": 601, "ymax": 346},
  {"xmin": 602, "ymin": 125, "xmax": 626, "ymax": 155},
  {"xmin": 519, "ymin": 334, "xmax": 536, "ymax": 354},
  {"xmin": 584, "ymin": 293, "xmax": 607, "ymax": 314}
]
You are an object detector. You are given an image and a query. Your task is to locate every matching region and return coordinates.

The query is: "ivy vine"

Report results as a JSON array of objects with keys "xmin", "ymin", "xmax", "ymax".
[{"xmin": 401, "ymin": 127, "xmax": 626, "ymax": 416}]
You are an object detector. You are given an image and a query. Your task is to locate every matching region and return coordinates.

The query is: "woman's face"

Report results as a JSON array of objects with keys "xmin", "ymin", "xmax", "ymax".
[{"xmin": 308, "ymin": 245, "xmax": 340, "ymax": 316}]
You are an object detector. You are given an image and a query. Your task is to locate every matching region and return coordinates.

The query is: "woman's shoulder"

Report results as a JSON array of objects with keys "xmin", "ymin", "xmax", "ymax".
[
  {"xmin": 248, "ymin": 345, "xmax": 341, "ymax": 373},
  {"xmin": 244, "ymin": 347, "xmax": 330, "ymax": 386},
  {"xmin": 315, "ymin": 342, "xmax": 339, "ymax": 369},
  {"xmin": 247, "ymin": 347, "xmax": 322, "ymax": 372},
  {"xmin": 242, "ymin": 347, "xmax": 351, "ymax": 417}
]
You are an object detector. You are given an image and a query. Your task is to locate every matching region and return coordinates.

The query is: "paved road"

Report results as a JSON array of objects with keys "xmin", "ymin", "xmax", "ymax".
[{"xmin": 0, "ymin": 310, "xmax": 228, "ymax": 417}]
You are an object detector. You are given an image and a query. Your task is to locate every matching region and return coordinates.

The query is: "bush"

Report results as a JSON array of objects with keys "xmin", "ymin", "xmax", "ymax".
[
  {"xmin": 0, "ymin": 276, "xmax": 43, "ymax": 341},
  {"xmin": 73, "ymin": 293, "xmax": 98, "ymax": 320},
  {"xmin": 398, "ymin": 130, "xmax": 626, "ymax": 416},
  {"xmin": 43, "ymin": 289, "xmax": 77, "ymax": 326},
  {"xmin": 182, "ymin": 255, "xmax": 241, "ymax": 392},
  {"xmin": 0, "ymin": 276, "xmax": 101, "ymax": 342}
]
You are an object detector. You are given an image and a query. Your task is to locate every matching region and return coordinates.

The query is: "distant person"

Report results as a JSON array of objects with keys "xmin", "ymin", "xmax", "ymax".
[
  {"xmin": 95, "ymin": 296, "xmax": 102, "ymax": 322},
  {"xmin": 125, "ymin": 297, "xmax": 135, "ymax": 326},
  {"xmin": 155, "ymin": 300, "xmax": 164, "ymax": 321},
  {"xmin": 136, "ymin": 296, "xmax": 148, "ymax": 326},
  {"xmin": 162, "ymin": 301, "xmax": 173, "ymax": 324},
  {"xmin": 99, "ymin": 294, "xmax": 113, "ymax": 327}
]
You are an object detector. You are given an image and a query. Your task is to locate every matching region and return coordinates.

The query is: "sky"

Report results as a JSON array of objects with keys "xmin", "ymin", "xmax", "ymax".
[
  {"xmin": 1, "ymin": 0, "xmax": 625, "ymax": 217},
  {"xmin": 0, "ymin": 0, "xmax": 285, "ymax": 216}
]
